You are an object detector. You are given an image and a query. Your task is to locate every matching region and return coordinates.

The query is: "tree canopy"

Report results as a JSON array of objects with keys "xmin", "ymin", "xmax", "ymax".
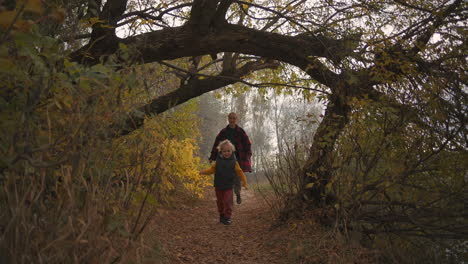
[{"xmin": 61, "ymin": 0, "xmax": 466, "ymax": 156}]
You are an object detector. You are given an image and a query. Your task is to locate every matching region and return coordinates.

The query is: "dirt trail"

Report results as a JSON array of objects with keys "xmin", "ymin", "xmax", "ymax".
[{"xmin": 150, "ymin": 188, "xmax": 289, "ymax": 264}]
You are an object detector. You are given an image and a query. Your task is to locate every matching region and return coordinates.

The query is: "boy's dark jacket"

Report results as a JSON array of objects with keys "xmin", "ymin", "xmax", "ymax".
[
  {"xmin": 200, "ymin": 154, "xmax": 247, "ymax": 189},
  {"xmin": 214, "ymin": 154, "xmax": 237, "ymax": 190},
  {"xmin": 209, "ymin": 125, "xmax": 252, "ymax": 172}
]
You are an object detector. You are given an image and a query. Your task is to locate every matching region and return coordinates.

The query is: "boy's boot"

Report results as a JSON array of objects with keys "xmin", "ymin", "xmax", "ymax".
[
  {"xmin": 234, "ymin": 183, "xmax": 242, "ymax": 204},
  {"xmin": 221, "ymin": 217, "xmax": 232, "ymax": 225}
]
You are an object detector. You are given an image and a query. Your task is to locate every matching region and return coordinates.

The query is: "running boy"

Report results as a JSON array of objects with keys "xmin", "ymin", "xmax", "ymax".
[{"xmin": 200, "ymin": 140, "xmax": 247, "ymax": 225}]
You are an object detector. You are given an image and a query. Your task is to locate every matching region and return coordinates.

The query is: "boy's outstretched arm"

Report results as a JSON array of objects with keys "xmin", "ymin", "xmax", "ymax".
[
  {"xmin": 234, "ymin": 162, "xmax": 247, "ymax": 187},
  {"xmin": 199, "ymin": 162, "xmax": 216, "ymax": 175}
]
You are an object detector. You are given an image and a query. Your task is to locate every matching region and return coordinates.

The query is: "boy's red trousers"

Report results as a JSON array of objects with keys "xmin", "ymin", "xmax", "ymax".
[{"xmin": 215, "ymin": 188, "xmax": 233, "ymax": 218}]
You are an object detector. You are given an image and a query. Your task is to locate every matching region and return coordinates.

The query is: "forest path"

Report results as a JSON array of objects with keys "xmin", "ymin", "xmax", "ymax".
[{"xmin": 148, "ymin": 188, "xmax": 291, "ymax": 264}]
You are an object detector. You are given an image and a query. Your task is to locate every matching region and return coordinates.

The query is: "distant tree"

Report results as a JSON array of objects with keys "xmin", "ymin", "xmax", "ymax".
[
  {"xmin": 248, "ymin": 90, "xmax": 273, "ymax": 172},
  {"xmin": 197, "ymin": 92, "xmax": 226, "ymax": 160},
  {"xmin": 276, "ymin": 95, "xmax": 322, "ymax": 152}
]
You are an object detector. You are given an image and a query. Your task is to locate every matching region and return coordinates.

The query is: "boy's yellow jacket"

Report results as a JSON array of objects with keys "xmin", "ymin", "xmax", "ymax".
[{"xmin": 200, "ymin": 161, "xmax": 247, "ymax": 187}]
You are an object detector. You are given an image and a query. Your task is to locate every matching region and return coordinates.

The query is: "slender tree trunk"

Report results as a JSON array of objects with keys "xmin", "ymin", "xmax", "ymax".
[{"xmin": 273, "ymin": 94, "xmax": 284, "ymax": 156}]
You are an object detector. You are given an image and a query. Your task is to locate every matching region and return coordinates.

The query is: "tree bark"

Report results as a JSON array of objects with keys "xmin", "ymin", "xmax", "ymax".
[
  {"xmin": 302, "ymin": 92, "xmax": 351, "ymax": 204},
  {"xmin": 71, "ymin": 24, "xmax": 354, "ymax": 88}
]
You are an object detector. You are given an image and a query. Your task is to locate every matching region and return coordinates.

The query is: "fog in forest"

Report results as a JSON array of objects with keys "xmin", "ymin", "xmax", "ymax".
[{"xmin": 197, "ymin": 88, "xmax": 323, "ymax": 183}]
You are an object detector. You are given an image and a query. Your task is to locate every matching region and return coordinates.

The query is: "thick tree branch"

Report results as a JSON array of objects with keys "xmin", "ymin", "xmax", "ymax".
[
  {"xmin": 188, "ymin": 0, "xmax": 220, "ymax": 34},
  {"xmin": 73, "ymin": 0, "xmax": 128, "ymax": 64},
  {"xmin": 72, "ymin": 24, "xmax": 351, "ymax": 86},
  {"xmin": 213, "ymin": 0, "xmax": 234, "ymax": 25},
  {"xmin": 409, "ymin": 0, "xmax": 464, "ymax": 56},
  {"xmin": 118, "ymin": 60, "xmax": 278, "ymax": 135}
]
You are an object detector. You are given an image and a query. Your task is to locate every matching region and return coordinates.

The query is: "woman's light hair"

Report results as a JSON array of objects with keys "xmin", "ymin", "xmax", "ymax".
[{"xmin": 217, "ymin": 139, "xmax": 236, "ymax": 152}]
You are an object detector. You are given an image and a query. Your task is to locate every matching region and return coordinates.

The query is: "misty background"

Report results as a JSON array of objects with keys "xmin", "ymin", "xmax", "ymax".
[{"xmin": 196, "ymin": 88, "xmax": 324, "ymax": 183}]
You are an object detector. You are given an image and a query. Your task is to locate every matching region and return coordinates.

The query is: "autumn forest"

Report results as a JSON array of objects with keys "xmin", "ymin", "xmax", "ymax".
[{"xmin": 0, "ymin": 0, "xmax": 466, "ymax": 263}]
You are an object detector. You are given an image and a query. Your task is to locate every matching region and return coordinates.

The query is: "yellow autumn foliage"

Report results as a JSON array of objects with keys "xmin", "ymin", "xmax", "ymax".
[
  {"xmin": 113, "ymin": 102, "xmax": 211, "ymax": 205},
  {"xmin": 163, "ymin": 138, "xmax": 212, "ymax": 198}
]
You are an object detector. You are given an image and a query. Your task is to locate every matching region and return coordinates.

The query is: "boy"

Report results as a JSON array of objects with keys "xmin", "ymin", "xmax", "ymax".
[{"xmin": 201, "ymin": 140, "xmax": 247, "ymax": 225}]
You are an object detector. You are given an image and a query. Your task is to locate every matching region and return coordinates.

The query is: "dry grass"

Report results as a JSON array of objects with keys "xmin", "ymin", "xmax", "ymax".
[{"xmin": 0, "ymin": 152, "xmax": 160, "ymax": 263}]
